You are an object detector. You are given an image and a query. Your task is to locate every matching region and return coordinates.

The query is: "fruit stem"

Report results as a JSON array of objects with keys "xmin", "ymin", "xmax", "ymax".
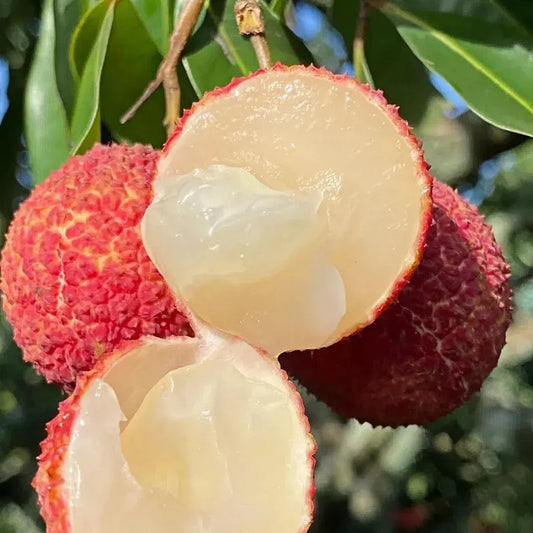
[
  {"xmin": 353, "ymin": 0, "xmax": 374, "ymax": 88},
  {"xmin": 234, "ymin": 0, "xmax": 272, "ymax": 69},
  {"xmin": 120, "ymin": 0, "xmax": 205, "ymax": 135}
]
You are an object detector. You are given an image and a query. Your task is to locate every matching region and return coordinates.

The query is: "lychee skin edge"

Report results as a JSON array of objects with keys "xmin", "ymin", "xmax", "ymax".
[
  {"xmin": 280, "ymin": 180, "xmax": 512, "ymax": 427},
  {"xmin": 0, "ymin": 143, "xmax": 191, "ymax": 389}
]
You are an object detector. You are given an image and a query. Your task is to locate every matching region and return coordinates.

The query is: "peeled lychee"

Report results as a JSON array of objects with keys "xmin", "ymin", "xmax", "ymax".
[
  {"xmin": 144, "ymin": 64, "xmax": 433, "ymax": 356},
  {"xmin": 280, "ymin": 181, "xmax": 512, "ymax": 426},
  {"xmin": 0, "ymin": 143, "xmax": 191, "ymax": 388},
  {"xmin": 33, "ymin": 318, "xmax": 315, "ymax": 533}
]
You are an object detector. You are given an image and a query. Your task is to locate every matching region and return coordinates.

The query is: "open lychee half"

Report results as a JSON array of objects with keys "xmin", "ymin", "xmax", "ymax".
[
  {"xmin": 142, "ymin": 64, "xmax": 432, "ymax": 355},
  {"xmin": 34, "ymin": 321, "xmax": 315, "ymax": 533}
]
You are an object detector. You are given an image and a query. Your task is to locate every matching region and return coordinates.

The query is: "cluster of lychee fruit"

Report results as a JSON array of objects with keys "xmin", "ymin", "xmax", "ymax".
[{"xmin": 0, "ymin": 65, "xmax": 511, "ymax": 532}]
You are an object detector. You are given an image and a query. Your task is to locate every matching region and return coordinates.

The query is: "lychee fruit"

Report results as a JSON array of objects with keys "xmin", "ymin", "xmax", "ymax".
[
  {"xmin": 33, "ymin": 317, "xmax": 315, "ymax": 533},
  {"xmin": 143, "ymin": 64, "xmax": 433, "ymax": 356},
  {"xmin": 0, "ymin": 143, "xmax": 191, "ymax": 388},
  {"xmin": 3, "ymin": 66, "xmax": 512, "ymax": 430},
  {"xmin": 280, "ymin": 180, "xmax": 512, "ymax": 426},
  {"xmin": 143, "ymin": 65, "xmax": 511, "ymax": 426}
]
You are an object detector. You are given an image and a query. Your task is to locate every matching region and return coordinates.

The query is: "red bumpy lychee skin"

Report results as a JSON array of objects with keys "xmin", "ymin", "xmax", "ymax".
[
  {"xmin": 280, "ymin": 181, "xmax": 512, "ymax": 426},
  {"xmin": 0, "ymin": 144, "xmax": 191, "ymax": 388}
]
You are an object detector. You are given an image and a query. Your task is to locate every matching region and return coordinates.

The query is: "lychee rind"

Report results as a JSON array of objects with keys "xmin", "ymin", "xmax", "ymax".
[
  {"xmin": 0, "ymin": 144, "xmax": 191, "ymax": 388},
  {"xmin": 33, "ymin": 338, "xmax": 143, "ymax": 533},
  {"xmin": 280, "ymin": 180, "xmax": 512, "ymax": 426}
]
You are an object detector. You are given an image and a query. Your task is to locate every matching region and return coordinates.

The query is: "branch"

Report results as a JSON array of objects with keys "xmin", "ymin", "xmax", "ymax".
[
  {"xmin": 234, "ymin": 0, "xmax": 272, "ymax": 69},
  {"xmin": 120, "ymin": 0, "xmax": 204, "ymax": 135}
]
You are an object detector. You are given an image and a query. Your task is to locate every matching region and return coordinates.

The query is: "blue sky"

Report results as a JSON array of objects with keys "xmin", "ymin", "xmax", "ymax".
[
  {"xmin": 0, "ymin": 57, "xmax": 9, "ymax": 125},
  {"xmin": 292, "ymin": 1, "xmax": 467, "ymax": 115}
]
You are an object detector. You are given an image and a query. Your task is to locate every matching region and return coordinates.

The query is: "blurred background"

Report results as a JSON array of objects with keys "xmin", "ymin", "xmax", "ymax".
[{"xmin": 1, "ymin": 0, "xmax": 533, "ymax": 531}]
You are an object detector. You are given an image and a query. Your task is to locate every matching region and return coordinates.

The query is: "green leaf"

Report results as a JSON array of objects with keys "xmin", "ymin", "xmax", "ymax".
[
  {"xmin": 25, "ymin": 0, "xmax": 70, "ymax": 185},
  {"xmin": 70, "ymin": 2, "xmax": 114, "ymax": 154},
  {"xmin": 391, "ymin": 0, "xmax": 533, "ymax": 33},
  {"xmin": 333, "ymin": 1, "xmax": 436, "ymax": 126},
  {"xmin": 494, "ymin": 0, "xmax": 533, "ymax": 35},
  {"xmin": 269, "ymin": 0, "xmax": 289, "ymax": 17},
  {"xmin": 81, "ymin": 0, "xmax": 101, "ymax": 13},
  {"xmin": 130, "ymin": 0, "xmax": 171, "ymax": 55},
  {"xmin": 70, "ymin": 0, "xmax": 108, "ymax": 80},
  {"xmin": 70, "ymin": 0, "xmax": 168, "ymax": 146},
  {"xmin": 54, "ymin": 0, "xmax": 83, "ymax": 114},
  {"xmin": 355, "ymin": 54, "xmax": 374, "ymax": 87},
  {"xmin": 100, "ymin": 0, "xmax": 167, "ymax": 147},
  {"xmin": 364, "ymin": 10, "xmax": 438, "ymax": 127},
  {"xmin": 331, "ymin": 0, "xmax": 358, "ymax": 55},
  {"xmin": 383, "ymin": 3, "xmax": 533, "ymax": 136},
  {"xmin": 183, "ymin": 0, "xmax": 312, "ymax": 97}
]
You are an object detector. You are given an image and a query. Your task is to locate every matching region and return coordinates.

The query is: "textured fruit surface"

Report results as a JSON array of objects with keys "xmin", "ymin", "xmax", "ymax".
[
  {"xmin": 280, "ymin": 181, "xmax": 512, "ymax": 426},
  {"xmin": 0, "ymin": 143, "xmax": 191, "ymax": 388},
  {"xmin": 34, "ymin": 325, "xmax": 315, "ymax": 533},
  {"xmin": 146, "ymin": 64, "xmax": 433, "ymax": 355}
]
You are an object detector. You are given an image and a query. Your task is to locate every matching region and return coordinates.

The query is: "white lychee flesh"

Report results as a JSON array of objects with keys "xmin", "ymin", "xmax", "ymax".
[
  {"xmin": 143, "ymin": 165, "xmax": 346, "ymax": 353},
  {"xmin": 143, "ymin": 67, "xmax": 431, "ymax": 355},
  {"xmin": 60, "ymin": 329, "xmax": 314, "ymax": 533}
]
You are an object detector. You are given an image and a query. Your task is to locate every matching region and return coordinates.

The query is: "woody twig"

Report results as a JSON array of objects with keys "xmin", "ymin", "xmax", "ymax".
[
  {"xmin": 120, "ymin": 0, "xmax": 204, "ymax": 135},
  {"xmin": 234, "ymin": 0, "xmax": 272, "ymax": 69}
]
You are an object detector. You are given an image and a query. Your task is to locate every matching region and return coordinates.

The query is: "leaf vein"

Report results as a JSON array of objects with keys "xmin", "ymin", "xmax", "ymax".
[{"xmin": 385, "ymin": 3, "xmax": 533, "ymax": 115}]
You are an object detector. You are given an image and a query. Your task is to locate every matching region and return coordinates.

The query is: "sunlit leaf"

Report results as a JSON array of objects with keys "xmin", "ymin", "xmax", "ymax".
[
  {"xmin": 69, "ymin": 0, "xmax": 108, "ymax": 79},
  {"xmin": 25, "ymin": 0, "xmax": 70, "ymax": 185},
  {"xmin": 383, "ymin": 3, "xmax": 533, "ymax": 136},
  {"xmin": 81, "ymin": 0, "xmax": 101, "ymax": 13},
  {"xmin": 54, "ymin": 0, "xmax": 83, "ymax": 114},
  {"xmin": 100, "ymin": 0, "xmax": 167, "ymax": 146},
  {"xmin": 70, "ymin": 2, "xmax": 114, "ymax": 154},
  {"xmin": 130, "ymin": 0, "xmax": 171, "ymax": 55},
  {"xmin": 70, "ymin": 0, "xmax": 170, "ymax": 147}
]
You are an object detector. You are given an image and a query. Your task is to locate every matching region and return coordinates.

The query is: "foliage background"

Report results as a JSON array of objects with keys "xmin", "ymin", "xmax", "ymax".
[{"xmin": 1, "ymin": 0, "xmax": 533, "ymax": 531}]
